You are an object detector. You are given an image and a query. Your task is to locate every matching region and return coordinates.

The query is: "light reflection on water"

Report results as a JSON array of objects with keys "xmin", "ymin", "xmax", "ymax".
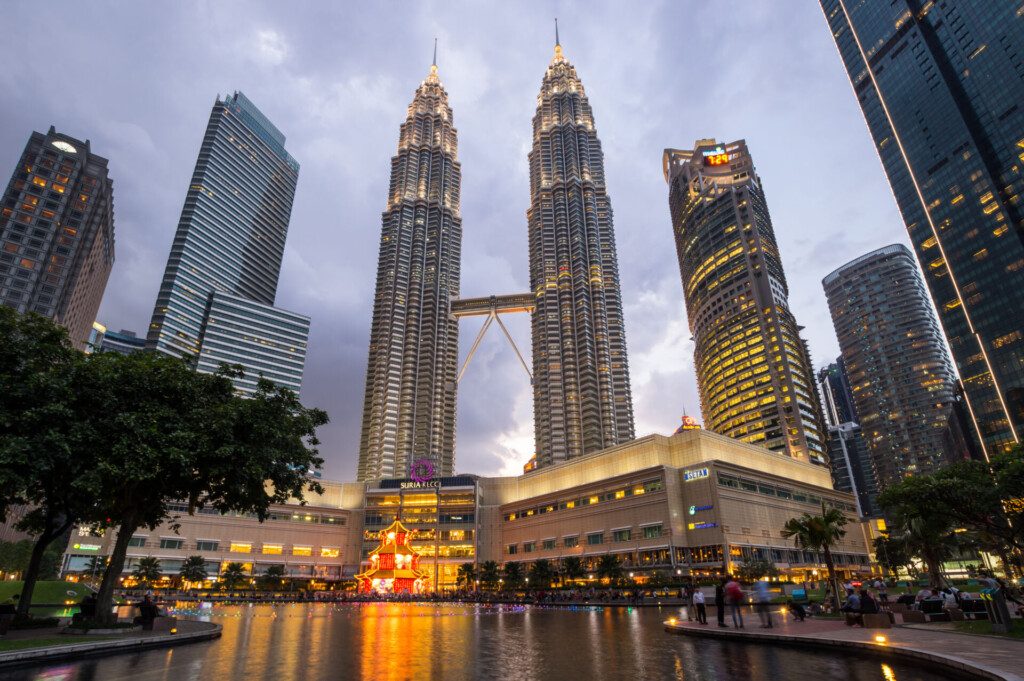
[{"xmin": 0, "ymin": 603, "xmax": 953, "ymax": 681}]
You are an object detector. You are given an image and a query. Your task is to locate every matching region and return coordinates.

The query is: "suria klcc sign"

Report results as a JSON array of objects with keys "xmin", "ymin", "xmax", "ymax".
[{"xmin": 400, "ymin": 458, "xmax": 440, "ymax": 489}]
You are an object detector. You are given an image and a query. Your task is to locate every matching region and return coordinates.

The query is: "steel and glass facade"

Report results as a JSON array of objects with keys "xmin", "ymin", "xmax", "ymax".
[
  {"xmin": 146, "ymin": 92, "xmax": 308, "ymax": 393},
  {"xmin": 821, "ymin": 1, "xmax": 1024, "ymax": 455},
  {"xmin": 663, "ymin": 140, "xmax": 826, "ymax": 464},
  {"xmin": 824, "ymin": 244, "xmax": 957, "ymax": 482},
  {"xmin": 357, "ymin": 64, "xmax": 462, "ymax": 481},
  {"xmin": 0, "ymin": 127, "xmax": 114, "ymax": 349},
  {"xmin": 528, "ymin": 42, "xmax": 635, "ymax": 467}
]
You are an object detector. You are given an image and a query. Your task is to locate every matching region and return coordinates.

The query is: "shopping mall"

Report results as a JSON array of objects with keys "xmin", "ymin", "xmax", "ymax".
[{"xmin": 63, "ymin": 429, "xmax": 876, "ymax": 590}]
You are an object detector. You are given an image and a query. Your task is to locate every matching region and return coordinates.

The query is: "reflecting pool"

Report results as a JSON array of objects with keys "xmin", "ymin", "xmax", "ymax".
[{"xmin": 0, "ymin": 603, "xmax": 957, "ymax": 681}]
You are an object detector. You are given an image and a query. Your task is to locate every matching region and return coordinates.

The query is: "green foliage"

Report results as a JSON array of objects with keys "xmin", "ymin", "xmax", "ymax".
[
  {"xmin": 529, "ymin": 559, "xmax": 554, "ymax": 587},
  {"xmin": 179, "ymin": 555, "xmax": 208, "ymax": 584},
  {"xmin": 220, "ymin": 562, "xmax": 248, "ymax": 590},
  {"xmin": 560, "ymin": 556, "xmax": 585, "ymax": 582},
  {"xmin": 0, "ymin": 540, "xmax": 33, "ymax": 577},
  {"xmin": 872, "ymin": 534, "xmax": 913, "ymax": 577},
  {"xmin": 457, "ymin": 562, "xmax": 475, "ymax": 588},
  {"xmin": 596, "ymin": 554, "xmax": 623, "ymax": 583},
  {"xmin": 132, "ymin": 557, "xmax": 162, "ymax": 586},
  {"xmin": 256, "ymin": 564, "xmax": 287, "ymax": 590},
  {"xmin": 782, "ymin": 504, "xmax": 848, "ymax": 610},
  {"xmin": 502, "ymin": 561, "xmax": 524, "ymax": 587},
  {"xmin": 478, "ymin": 560, "xmax": 500, "ymax": 588},
  {"xmin": 737, "ymin": 558, "xmax": 779, "ymax": 582},
  {"xmin": 878, "ymin": 475, "xmax": 961, "ymax": 586}
]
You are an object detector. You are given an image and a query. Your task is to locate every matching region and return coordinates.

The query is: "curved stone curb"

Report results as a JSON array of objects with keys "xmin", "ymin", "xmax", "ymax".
[
  {"xmin": 663, "ymin": 622, "xmax": 1020, "ymax": 681},
  {"xmin": 0, "ymin": 621, "xmax": 221, "ymax": 669}
]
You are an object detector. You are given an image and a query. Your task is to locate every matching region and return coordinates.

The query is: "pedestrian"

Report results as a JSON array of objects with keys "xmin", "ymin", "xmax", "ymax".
[
  {"xmin": 877, "ymin": 580, "xmax": 889, "ymax": 605},
  {"xmin": 715, "ymin": 578, "xmax": 727, "ymax": 627},
  {"xmin": 725, "ymin": 576, "xmax": 744, "ymax": 629},
  {"xmin": 693, "ymin": 588, "xmax": 707, "ymax": 624},
  {"xmin": 754, "ymin": 580, "xmax": 773, "ymax": 628},
  {"xmin": 680, "ymin": 584, "xmax": 692, "ymax": 621}
]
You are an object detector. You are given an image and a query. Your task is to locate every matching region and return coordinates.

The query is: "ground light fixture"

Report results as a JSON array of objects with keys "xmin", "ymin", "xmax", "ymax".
[{"xmin": 874, "ymin": 635, "xmax": 887, "ymax": 644}]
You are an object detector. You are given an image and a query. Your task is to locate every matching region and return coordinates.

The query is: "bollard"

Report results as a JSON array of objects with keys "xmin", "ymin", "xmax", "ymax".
[{"xmin": 980, "ymin": 588, "xmax": 1012, "ymax": 634}]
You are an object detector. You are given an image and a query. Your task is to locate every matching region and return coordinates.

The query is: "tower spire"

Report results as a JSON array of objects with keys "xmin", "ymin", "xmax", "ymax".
[
  {"xmin": 553, "ymin": 18, "xmax": 564, "ymax": 61},
  {"xmin": 429, "ymin": 38, "xmax": 439, "ymax": 80},
  {"xmin": 433, "ymin": 37, "xmax": 437, "ymax": 67}
]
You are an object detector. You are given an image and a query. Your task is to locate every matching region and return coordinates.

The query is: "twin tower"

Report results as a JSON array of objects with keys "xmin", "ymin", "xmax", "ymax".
[{"xmin": 357, "ymin": 39, "xmax": 635, "ymax": 481}]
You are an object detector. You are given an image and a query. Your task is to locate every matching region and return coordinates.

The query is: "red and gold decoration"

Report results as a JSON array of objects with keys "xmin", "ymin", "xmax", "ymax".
[
  {"xmin": 674, "ymin": 414, "xmax": 702, "ymax": 434},
  {"xmin": 355, "ymin": 519, "xmax": 427, "ymax": 594}
]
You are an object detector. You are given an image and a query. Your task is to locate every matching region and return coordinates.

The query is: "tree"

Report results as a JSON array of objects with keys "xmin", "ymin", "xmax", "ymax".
[
  {"xmin": 0, "ymin": 308, "xmax": 94, "ymax": 616},
  {"xmin": 872, "ymin": 534, "xmax": 913, "ymax": 578},
  {"xmin": 596, "ymin": 554, "xmax": 623, "ymax": 585},
  {"xmin": 220, "ymin": 562, "xmax": 247, "ymax": 590},
  {"xmin": 72, "ymin": 352, "xmax": 327, "ymax": 624},
  {"xmin": 0, "ymin": 540, "xmax": 33, "ymax": 579},
  {"xmin": 457, "ymin": 562, "xmax": 476, "ymax": 589},
  {"xmin": 781, "ymin": 503, "xmax": 848, "ymax": 611},
  {"xmin": 737, "ymin": 558, "xmax": 779, "ymax": 582},
  {"xmin": 529, "ymin": 559, "xmax": 554, "ymax": 588},
  {"xmin": 560, "ymin": 556, "xmax": 585, "ymax": 584},
  {"xmin": 878, "ymin": 475, "xmax": 960, "ymax": 587},
  {"xmin": 84, "ymin": 556, "xmax": 109, "ymax": 585},
  {"xmin": 132, "ymin": 557, "xmax": 162, "ymax": 586},
  {"xmin": 502, "ymin": 561, "xmax": 524, "ymax": 588},
  {"xmin": 258, "ymin": 565, "xmax": 287, "ymax": 591},
  {"xmin": 479, "ymin": 560, "xmax": 500, "ymax": 589},
  {"xmin": 179, "ymin": 556, "xmax": 208, "ymax": 585}
]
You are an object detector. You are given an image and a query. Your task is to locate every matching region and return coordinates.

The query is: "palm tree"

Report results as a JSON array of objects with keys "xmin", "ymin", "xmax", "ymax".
[
  {"xmin": 457, "ymin": 562, "xmax": 476, "ymax": 589},
  {"xmin": 220, "ymin": 562, "xmax": 248, "ymax": 590},
  {"xmin": 179, "ymin": 555, "xmax": 208, "ymax": 586},
  {"xmin": 781, "ymin": 503, "xmax": 848, "ymax": 611},
  {"xmin": 561, "ymin": 556, "xmax": 585, "ymax": 585},
  {"xmin": 529, "ymin": 559, "xmax": 554, "ymax": 588},
  {"xmin": 84, "ymin": 556, "xmax": 107, "ymax": 585},
  {"xmin": 502, "ymin": 561, "xmax": 524, "ymax": 588},
  {"xmin": 258, "ymin": 565, "xmax": 287, "ymax": 591},
  {"xmin": 132, "ymin": 557, "xmax": 162, "ymax": 587},
  {"xmin": 596, "ymin": 554, "xmax": 623, "ymax": 585},
  {"xmin": 479, "ymin": 560, "xmax": 500, "ymax": 590}
]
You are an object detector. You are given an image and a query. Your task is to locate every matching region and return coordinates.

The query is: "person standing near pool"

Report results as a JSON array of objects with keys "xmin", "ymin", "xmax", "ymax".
[
  {"xmin": 715, "ymin": 579, "xmax": 727, "ymax": 627},
  {"xmin": 725, "ymin": 577, "xmax": 744, "ymax": 628},
  {"xmin": 693, "ymin": 588, "xmax": 707, "ymax": 624}
]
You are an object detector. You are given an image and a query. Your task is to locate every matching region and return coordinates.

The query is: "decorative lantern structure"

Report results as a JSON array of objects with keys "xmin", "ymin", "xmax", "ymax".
[
  {"xmin": 355, "ymin": 519, "xmax": 428, "ymax": 594},
  {"xmin": 674, "ymin": 414, "xmax": 702, "ymax": 434}
]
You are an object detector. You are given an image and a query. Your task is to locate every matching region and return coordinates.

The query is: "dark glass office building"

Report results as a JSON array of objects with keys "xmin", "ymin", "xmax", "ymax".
[
  {"xmin": 824, "ymin": 244, "xmax": 957, "ymax": 483},
  {"xmin": 821, "ymin": 1, "xmax": 1024, "ymax": 454},
  {"xmin": 146, "ymin": 92, "xmax": 309, "ymax": 395},
  {"xmin": 358, "ymin": 61, "xmax": 462, "ymax": 481},
  {"xmin": 528, "ymin": 38, "xmax": 635, "ymax": 467},
  {"xmin": 818, "ymin": 360, "xmax": 880, "ymax": 517},
  {"xmin": 0, "ymin": 127, "xmax": 114, "ymax": 349},
  {"xmin": 663, "ymin": 140, "xmax": 826, "ymax": 465}
]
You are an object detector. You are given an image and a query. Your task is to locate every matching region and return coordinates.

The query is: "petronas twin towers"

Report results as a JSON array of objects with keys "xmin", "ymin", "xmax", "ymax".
[{"xmin": 358, "ymin": 37, "xmax": 634, "ymax": 481}]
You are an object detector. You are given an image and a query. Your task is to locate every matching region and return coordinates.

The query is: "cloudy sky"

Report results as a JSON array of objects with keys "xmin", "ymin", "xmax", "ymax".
[{"xmin": 0, "ymin": 1, "xmax": 907, "ymax": 481}]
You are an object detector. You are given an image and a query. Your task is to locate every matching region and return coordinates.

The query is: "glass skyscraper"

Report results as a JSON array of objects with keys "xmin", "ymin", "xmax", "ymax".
[
  {"xmin": 821, "ymin": 1, "xmax": 1024, "ymax": 455},
  {"xmin": 528, "ymin": 37, "xmax": 635, "ymax": 467},
  {"xmin": 147, "ymin": 92, "xmax": 309, "ymax": 395},
  {"xmin": 823, "ymin": 244, "xmax": 957, "ymax": 482},
  {"xmin": 357, "ymin": 60, "xmax": 462, "ymax": 481},
  {"xmin": 663, "ymin": 140, "xmax": 826, "ymax": 465},
  {"xmin": 0, "ymin": 127, "xmax": 114, "ymax": 350}
]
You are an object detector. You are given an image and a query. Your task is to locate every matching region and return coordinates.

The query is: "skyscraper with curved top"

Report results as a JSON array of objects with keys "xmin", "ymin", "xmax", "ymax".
[
  {"xmin": 357, "ymin": 57, "xmax": 462, "ymax": 482},
  {"xmin": 663, "ymin": 140, "xmax": 826, "ymax": 465},
  {"xmin": 528, "ymin": 35, "xmax": 635, "ymax": 468}
]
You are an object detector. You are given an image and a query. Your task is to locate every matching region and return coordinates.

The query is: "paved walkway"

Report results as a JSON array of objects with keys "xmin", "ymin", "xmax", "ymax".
[
  {"xmin": 664, "ymin": 612, "xmax": 1024, "ymax": 681},
  {"xmin": 0, "ymin": 619, "xmax": 220, "ymax": 667}
]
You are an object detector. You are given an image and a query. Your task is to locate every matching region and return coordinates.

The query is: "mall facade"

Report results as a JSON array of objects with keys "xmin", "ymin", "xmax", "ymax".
[{"xmin": 63, "ymin": 429, "xmax": 875, "ymax": 590}]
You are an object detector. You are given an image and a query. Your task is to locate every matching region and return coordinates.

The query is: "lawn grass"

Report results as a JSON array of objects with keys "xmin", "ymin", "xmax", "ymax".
[
  {"xmin": 0, "ymin": 581, "xmax": 93, "ymax": 605},
  {"xmin": 953, "ymin": 619, "xmax": 1024, "ymax": 639},
  {"xmin": 0, "ymin": 636, "xmax": 114, "ymax": 653}
]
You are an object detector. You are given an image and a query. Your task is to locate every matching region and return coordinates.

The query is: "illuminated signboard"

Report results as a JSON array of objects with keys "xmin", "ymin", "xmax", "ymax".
[
  {"xmin": 688, "ymin": 504, "xmax": 714, "ymax": 516},
  {"xmin": 702, "ymin": 146, "xmax": 729, "ymax": 166},
  {"xmin": 684, "ymin": 467, "xmax": 709, "ymax": 482},
  {"xmin": 687, "ymin": 522, "xmax": 719, "ymax": 530},
  {"xmin": 73, "ymin": 543, "xmax": 101, "ymax": 551}
]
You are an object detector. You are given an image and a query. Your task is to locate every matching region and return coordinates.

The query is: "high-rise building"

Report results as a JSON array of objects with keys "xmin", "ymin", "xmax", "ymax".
[
  {"xmin": 146, "ymin": 92, "xmax": 309, "ymax": 395},
  {"xmin": 820, "ymin": 1, "xmax": 1024, "ymax": 455},
  {"xmin": 528, "ymin": 36, "xmax": 635, "ymax": 468},
  {"xmin": 818, "ymin": 360, "xmax": 880, "ymax": 517},
  {"xmin": 823, "ymin": 244, "xmax": 957, "ymax": 483},
  {"xmin": 1, "ymin": 127, "xmax": 114, "ymax": 349},
  {"xmin": 357, "ymin": 58, "xmax": 462, "ymax": 481},
  {"xmin": 663, "ymin": 140, "xmax": 826, "ymax": 464},
  {"xmin": 86, "ymin": 322, "xmax": 146, "ymax": 355}
]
